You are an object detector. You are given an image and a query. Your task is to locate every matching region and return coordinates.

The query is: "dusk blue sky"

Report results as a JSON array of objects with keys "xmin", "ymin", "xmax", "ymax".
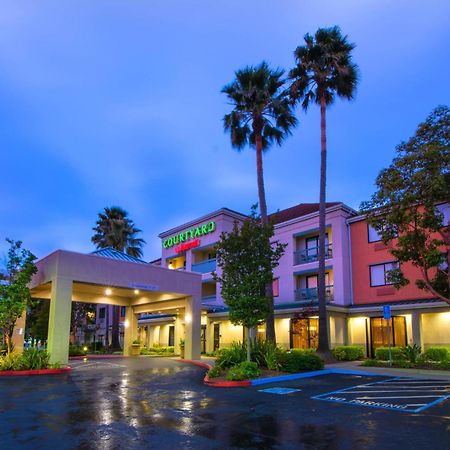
[{"xmin": 1, "ymin": 0, "xmax": 449, "ymax": 262}]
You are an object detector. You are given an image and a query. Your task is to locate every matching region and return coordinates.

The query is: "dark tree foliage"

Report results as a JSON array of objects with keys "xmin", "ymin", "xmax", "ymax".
[
  {"xmin": 288, "ymin": 26, "xmax": 359, "ymax": 357},
  {"xmin": 0, "ymin": 239, "xmax": 37, "ymax": 354},
  {"xmin": 361, "ymin": 106, "xmax": 450, "ymax": 304},
  {"xmin": 92, "ymin": 206, "xmax": 146, "ymax": 349},
  {"xmin": 222, "ymin": 62, "xmax": 297, "ymax": 343},
  {"xmin": 213, "ymin": 207, "xmax": 286, "ymax": 360}
]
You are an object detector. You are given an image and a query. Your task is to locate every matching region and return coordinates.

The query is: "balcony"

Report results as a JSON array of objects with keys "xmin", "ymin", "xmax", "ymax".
[
  {"xmin": 192, "ymin": 258, "xmax": 216, "ymax": 274},
  {"xmin": 294, "ymin": 244, "xmax": 333, "ymax": 265},
  {"xmin": 202, "ymin": 295, "xmax": 217, "ymax": 303},
  {"xmin": 295, "ymin": 285, "xmax": 334, "ymax": 302}
]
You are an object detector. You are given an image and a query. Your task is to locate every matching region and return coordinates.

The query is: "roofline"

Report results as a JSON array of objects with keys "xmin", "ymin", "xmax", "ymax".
[
  {"xmin": 158, "ymin": 207, "xmax": 248, "ymax": 238},
  {"xmin": 33, "ymin": 249, "xmax": 202, "ymax": 278},
  {"xmin": 273, "ymin": 202, "xmax": 357, "ymax": 229}
]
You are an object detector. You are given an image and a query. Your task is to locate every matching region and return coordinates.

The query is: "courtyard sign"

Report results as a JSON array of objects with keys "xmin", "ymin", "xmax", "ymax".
[{"xmin": 162, "ymin": 221, "xmax": 216, "ymax": 249}]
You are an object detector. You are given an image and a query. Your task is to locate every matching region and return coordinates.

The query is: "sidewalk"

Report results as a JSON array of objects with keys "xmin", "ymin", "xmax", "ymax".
[{"xmin": 326, "ymin": 361, "xmax": 450, "ymax": 381}]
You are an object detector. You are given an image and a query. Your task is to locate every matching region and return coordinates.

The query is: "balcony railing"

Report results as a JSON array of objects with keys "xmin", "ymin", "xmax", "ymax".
[
  {"xmin": 202, "ymin": 295, "xmax": 217, "ymax": 303},
  {"xmin": 294, "ymin": 243, "xmax": 333, "ymax": 265},
  {"xmin": 295, "ymin": 285, "xmax": 334, "ymax": 302},
  {"xmin": 192, "ymin": 258, "xmax": 216, "ymax": 274}
]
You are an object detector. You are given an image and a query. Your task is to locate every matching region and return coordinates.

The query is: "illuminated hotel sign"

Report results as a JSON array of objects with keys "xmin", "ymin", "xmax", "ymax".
[{"xmin": 162, "ymin": 221, "xmax": 216, "ymax": 251}]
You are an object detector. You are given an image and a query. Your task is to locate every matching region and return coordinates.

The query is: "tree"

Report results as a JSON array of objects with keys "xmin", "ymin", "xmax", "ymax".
[
  {"xmin": 0, "ymin": 239, "xmax": 37, "ymax": 354},
  {"xmin": 27, "ymin": 300, "xmax": 50, "ymax": 343},
  {"xmin": 361, "ymin": 106, "xmax": 450, "ymax": 304},
  {"xmin": 289, "ymin": 26, "xmax": 358, "ymax": 358},
  {"xmin": 222, "ymin": 61, "xmax": 297, "ymax": 342},
  {"xmin": 213, "ymin": 207, "xmax": 286, "ymax": 361},
  {"xmin": 92, "ymin": 206, "xmax": 146, "ymax": 349},
  {"xmin": 92, "ymin": 206, "xmax": 146, "ymax": 258}
]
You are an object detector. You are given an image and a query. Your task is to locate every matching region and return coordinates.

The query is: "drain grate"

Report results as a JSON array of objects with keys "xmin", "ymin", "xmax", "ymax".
[{"xmin": 258, "ymin": 387, "xmax": 302, "ymax": 395}]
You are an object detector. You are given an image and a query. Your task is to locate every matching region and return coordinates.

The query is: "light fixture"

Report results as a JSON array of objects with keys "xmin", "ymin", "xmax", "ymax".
[
  {"xmin": 185, "ymin": 313, "xmax": 192, "ymax": 324},
  {"xmin": 124, "ymin": 319, "xmax": 130, "ymax": 328},
  {"xmin": 105, "ymin": 288, "xmax": 112, "ymax": 296},
  {"xmin": 83, "ymin": 346, "xmax": 88, "ymax": 352},
  {"xmin": 134, "ymin": 289, "xmax": 140, "ymax": 295},
  {"xmin": 168, "ymin": 261, "xmax": 174, "ymax": 270}
]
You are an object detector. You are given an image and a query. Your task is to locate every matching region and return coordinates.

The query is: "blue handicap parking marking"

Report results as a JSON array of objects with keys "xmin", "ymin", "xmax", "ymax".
[
  {"xmin": 258, "ymin": 387, "xmax": 302, "ymax": 395},
  {"xmin": 312, "ymin": 377, "xmax": 450, "ymax": 413}
]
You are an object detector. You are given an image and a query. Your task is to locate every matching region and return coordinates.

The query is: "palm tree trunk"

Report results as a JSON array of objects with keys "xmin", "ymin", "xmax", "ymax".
[
  {"xmin": 111, "ymin": 306, "xmax": 121, "ymax": 350},
  {"xmin": 255, "ymin": 133, "xmax": 276, "ymax": 344},
  {"xmin": 317, "ymin": 95, "xmax": 331, "ymax": 358}
]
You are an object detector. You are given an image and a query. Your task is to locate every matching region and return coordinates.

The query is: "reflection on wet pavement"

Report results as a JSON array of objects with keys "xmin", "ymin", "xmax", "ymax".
[{"xmin": 1, "ymin": 358, "xmax": 449, "ymax": 449}]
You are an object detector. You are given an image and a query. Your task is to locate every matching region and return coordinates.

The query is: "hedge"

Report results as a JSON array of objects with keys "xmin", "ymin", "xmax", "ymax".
[
  {"xmin": 421, "ymin": 347, "xmax": 450, "ymax": 362},
  {"xmin": 280, "ymin": 350, "xmax": 324, "ymax": 373},
  {"xmin": 332, "ymin": 346, "xmax": 364, "ymax": 361},
  {"xmin": 375, "ymin": 347, "xmax": 405, "ymax": 361}
]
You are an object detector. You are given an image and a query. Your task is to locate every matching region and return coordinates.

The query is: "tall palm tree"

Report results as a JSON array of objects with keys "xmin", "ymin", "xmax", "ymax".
[
  {"xmin": 289, "ymin": 27, "xmax": 358, "ymax": 358},
  {"xmin": 222, "ymin": 61, "xmax": 297, "ymax": 342},
  {"xmin": 92, "ymin": 206, "xmax": 146, "ymax": 258},
  {"xmin": 92, "ymin": 206, "xmax": 146, "ymax": 349}
]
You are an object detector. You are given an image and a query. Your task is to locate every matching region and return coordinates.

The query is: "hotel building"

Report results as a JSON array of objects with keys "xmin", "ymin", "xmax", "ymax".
[{"xmin": 95, "ymin": 201, "xmax": 449, "ymax": 356}]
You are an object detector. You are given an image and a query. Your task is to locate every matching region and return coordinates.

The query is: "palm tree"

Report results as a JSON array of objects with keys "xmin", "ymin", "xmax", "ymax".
[
  {"xmin": 92, "ymin": 206, "xmax": 146, "ymax": 258},
  {"xmin": 289, "ymin": 27, "xmax": 358, "ymax": 358},
  {"xmin": 92, "ymin": 206, "xmax": 146, "ymax": 349},
  {"xmin": 222, "ymin": 61, "xmax": 297, "ymax": 342}
]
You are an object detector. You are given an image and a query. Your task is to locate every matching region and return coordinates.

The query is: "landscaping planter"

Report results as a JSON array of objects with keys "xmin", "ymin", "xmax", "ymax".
[{"xmin": 130, "ymin": 345, "xmax": 141, "ymax": 356}]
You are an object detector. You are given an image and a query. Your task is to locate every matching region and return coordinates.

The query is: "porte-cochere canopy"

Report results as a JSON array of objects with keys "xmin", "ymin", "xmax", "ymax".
[{"xmin": 28, "ymin": 250, "xmax": 202, "ymax": 365}]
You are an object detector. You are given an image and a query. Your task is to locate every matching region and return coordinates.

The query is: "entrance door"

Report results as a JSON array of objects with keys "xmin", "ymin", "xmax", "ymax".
[
  {"xmin": 290, "ymin": 318, "xmax": 319, "ymax": 349},
  {"xmin": 213, "ymin": 323, "xmax": 220, "ymax": 351},
  {"xmin": 168, "ymin": 326, "xmax": 175, "ymax": 347},
  {"xmin": 370, "ymin": 316, "xmax": 407, "ymax": 357},
  {"xmin": 201, "ymin": 325, "xmax": 207, "ymax": 354}
]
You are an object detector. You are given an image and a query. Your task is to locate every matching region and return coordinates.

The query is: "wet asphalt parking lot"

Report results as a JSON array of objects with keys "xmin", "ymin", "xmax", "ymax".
[{"xmin": 0, "ymin": 357, "xmax": 449, "ymax": 449}]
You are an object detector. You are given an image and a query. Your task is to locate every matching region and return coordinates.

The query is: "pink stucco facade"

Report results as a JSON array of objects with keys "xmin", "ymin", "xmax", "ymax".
[{"xmin": 158, "ymin": 204, "xmax": 355, "ymax": 308}]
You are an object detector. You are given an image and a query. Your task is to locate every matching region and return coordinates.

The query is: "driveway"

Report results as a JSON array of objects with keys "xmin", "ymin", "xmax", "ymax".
[{"xmin": 0, "ymin": 357, "xmax": 449, "ymax": 449}]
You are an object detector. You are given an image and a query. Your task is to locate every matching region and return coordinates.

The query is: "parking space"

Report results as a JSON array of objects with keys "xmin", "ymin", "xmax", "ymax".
[{"xmin": 312, "ymin": 377, "xmax": 450, "ymax": 413}]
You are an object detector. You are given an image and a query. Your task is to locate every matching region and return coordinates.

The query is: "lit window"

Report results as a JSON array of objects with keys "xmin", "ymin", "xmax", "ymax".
[
  {"xmin": 370, "ymin": 262, "xmax": 399, "ymax": 287},
  {"xmin": 273, "ymin": 278, "xmax": 279, "ymax": 297}
]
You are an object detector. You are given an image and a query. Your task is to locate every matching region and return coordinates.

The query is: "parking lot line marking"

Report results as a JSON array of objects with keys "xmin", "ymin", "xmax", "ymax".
[
  {"xmin": 313, "ymin": 377, "xmax": 450, "ymax": 413},
  {"xmin": 357, "ymin": 395, "xmax": 442, "ymax": 399}
]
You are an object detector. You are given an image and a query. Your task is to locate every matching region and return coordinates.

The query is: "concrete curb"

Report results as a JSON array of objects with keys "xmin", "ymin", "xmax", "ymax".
[{"xmin": 0, "ymin": 367, "xmax": 72, "ymax": 376}]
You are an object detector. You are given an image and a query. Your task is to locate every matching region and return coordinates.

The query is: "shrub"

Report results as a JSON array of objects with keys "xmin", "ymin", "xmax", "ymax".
[
  {"xmin": 375, "ymin": 347, "xmax": 405, "ymax": 361},
  {"xmin": 422, "ymin": 347, "xmax": 449, "ymax": 362},
  {"xmin": 69, "ymin": 345, "xmax": 86, "ymax": 357},
  {"xmin": 226, "ymin": 361, "xmax": 261, "ymax": 381},
  {"xmin": 402, "ymin": 344, "xmax": 422, "ymax": 363},
  {"xmin": 280, "ymin": 350, "xmax": 324, "ymax": 373},
  {"xmin": 250, "ymin": 339, "xmax": 285, "ymax": 370},
  {"xmin": 0, "ymin": 352, "xmax": 22, "ymax": 371},
  {"xmin": 216, "ymin": 342, "xmax": 246, "ymax": 369},
  {"xmin": 332, "ymin": 346, "xmax": 364, "ymax": 361},
  {"xmin": 207, "ymin": 366, "xmax": 222, "ymax": 378},
  {"xmin": 361, "ymin": 358, "xmax": 378, "ymax": 367},
  {"xmin": 20, "ymin": 348, "xmax": 50, "ymax": 370}
]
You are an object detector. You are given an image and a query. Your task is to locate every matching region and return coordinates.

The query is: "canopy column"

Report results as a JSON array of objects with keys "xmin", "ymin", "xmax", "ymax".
[
  {"xmin": 47, "ymin": 276, "xmax": 73, "ymax": 366},
  {"xmin": 184, "ymin": 295, "xmax": 201, "ymax": 360},
  {"xmin": 123, "ymin": 306, "xmax": 138, "ymax": 356}
]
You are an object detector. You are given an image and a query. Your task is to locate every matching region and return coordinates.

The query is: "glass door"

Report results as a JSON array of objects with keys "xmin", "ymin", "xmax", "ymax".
[{"xmin": 370, "ymin": 316, "xmax": 406, "ymax": 357}]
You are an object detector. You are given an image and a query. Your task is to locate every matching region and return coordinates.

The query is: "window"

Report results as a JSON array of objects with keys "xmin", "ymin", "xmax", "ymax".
[
  {"xmin": 272, "ymin": 278, "xmax": 279, "ymax": 297},
  {"xmin": 99, "ymin": 307, "xmax": 106, "ymax": 319},
  {"xmin": 120, "ymin": 306, "xmax": 126, "ymax": 317},
  {"xmin": 368, "ymin": 223, "xmax": 397, "ymax": 243},
  {"xmin": 370, "ymin": 261, "xmax": 399, "ymax": 287},
  {"xmin": 436, "ymin": 203, "xmax": 450, "ymax": 227},
  {"xmin": 368, "ymin": 225, "xmax": 382, "ymax": 243}
]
